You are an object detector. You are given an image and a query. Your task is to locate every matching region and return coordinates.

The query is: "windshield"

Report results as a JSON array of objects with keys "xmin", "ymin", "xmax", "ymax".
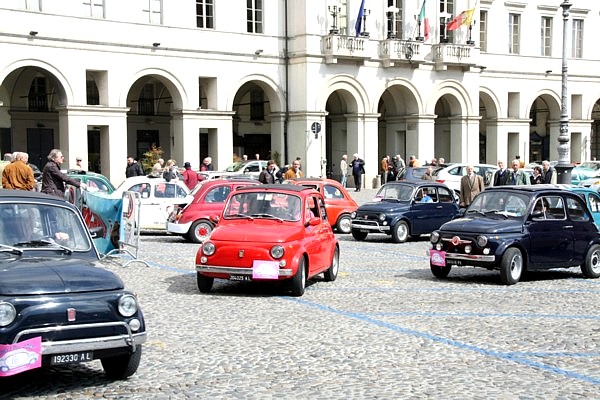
[
  {"xmin": 467, "ymin": 191, "xmax": 529, "ymax": 218},
  {"xmin": 375, "ymin": 184, "xmax": 414, "ymax": 201},
  {"xmin": 225, "ymin": 162, "xmax": 246, "ymax": 172},
  {"xmin": 0, "ymin": 202, "xmax": 91, "ymax": 251},
  {"xmin": 224, "ymin": 191, "xmax": 301, "ymax": 221}
]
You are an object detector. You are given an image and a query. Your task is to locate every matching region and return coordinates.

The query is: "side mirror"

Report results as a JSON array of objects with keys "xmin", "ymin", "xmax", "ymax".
[
  {"xmin": 210, "ymin": 215, "xmax": 220, "ymax": 224},
  {"xmin": 308, "ymin": 217, "xmax": 321, "ymax": 226}
]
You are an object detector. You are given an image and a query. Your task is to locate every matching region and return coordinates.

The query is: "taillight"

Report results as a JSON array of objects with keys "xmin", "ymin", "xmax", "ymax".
[{"xmin": 436, "ymin": 179, "xmax": 445, "ymax": 183}]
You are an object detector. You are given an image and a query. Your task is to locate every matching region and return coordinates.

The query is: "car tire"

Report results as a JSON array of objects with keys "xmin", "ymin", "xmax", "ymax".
[
  {"xmin": 289, "ymin": 256, "xmax": 307, "ymax": 297},
  {"xmin": 323, "ymin": 246, "xmax": 339, "ymax": 282},
  {"xmin": 500, "ymin": 247, "xmax": 523, "ymax": 285},
  {"xmin": 335, "ymin": 214, "xmax": 352, "ymax": 234},
  {"xmin": 430, "ymin": 263, "xmax": 451, "ymax": 278},
  {"xmin": 101, "ymin": 345, "xmax": 142, "ymax": 380},
  {"xmin": 189, "ymin": 220, "xmax": 214, "ymax": 243},
  {"xmin": 351, "ymin": 230, "xmax": 368, "ymax": 241},
  {"xmin": 197, "ymin": 273, "xmax": 214, "ymax": 293},
  {"xmin": 581, "ymin": 244, "xmax": 600, "ymax": 279},
  {"xmin": 391, "ymin": 221, "xmax": 409, "ymax": 243}
]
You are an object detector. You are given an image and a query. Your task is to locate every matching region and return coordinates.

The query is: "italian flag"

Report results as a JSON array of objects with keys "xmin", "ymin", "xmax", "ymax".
[
  {"xmin": 447, "ymin": 7, "xmax": 475, "ymax": 31},
  {"xmin": 418, "ymin": 0, "xmax": 430, "ymax": 41}
]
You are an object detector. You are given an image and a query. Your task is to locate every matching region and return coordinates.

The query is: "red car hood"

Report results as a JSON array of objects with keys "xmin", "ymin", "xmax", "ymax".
[{"xmin": 210, "ymin": 220, "xmax": 303, "ymax": 243}]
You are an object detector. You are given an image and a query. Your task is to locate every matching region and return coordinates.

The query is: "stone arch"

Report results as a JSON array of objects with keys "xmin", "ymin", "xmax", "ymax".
[
  {"xmin": 426, "ymin": 80, "xmax": 472, "ymax": 116},
  {"xmin": 375, "ymin": 78, "xmax": 423, "ymax": 116},
  {"xmin": 227, "ymin": 74, "xmax": 284, "ymax": 113},
  {"xmin": 316, "ymin": 74, "xmax": 368, "ymax": 114},
  {"xmin": 120, "ymin": 68, "xmax": 186, "ymax": 110}
]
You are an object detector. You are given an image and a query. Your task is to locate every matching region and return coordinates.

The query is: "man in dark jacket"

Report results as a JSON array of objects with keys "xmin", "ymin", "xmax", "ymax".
[
  {"xmin": 350, "ymin": 153, "xmax": 365, "ymax": 192},
  {"xmin": 41, "ymin": 149, "xmax": 87, "ymax": 198},
  {"xmin": 125, "ymin": 156, "xmax": 145, "ymax": 177}
]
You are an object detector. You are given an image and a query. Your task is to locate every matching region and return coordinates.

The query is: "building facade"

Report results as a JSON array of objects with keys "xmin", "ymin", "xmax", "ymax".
[{"xmin": 0, "ymin": 0, "xmax": 599, "ymax": 186}]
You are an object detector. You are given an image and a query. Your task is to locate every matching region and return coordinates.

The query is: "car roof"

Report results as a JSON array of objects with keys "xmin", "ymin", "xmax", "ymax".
[
  {"xmin": 233, "ymin": 184, "xmax": 317, "ymax": 194},
  {"xmin": 289, "ymin": 177, "xmax": 341, "ymax": 185},
  {"xmin": 485, "ymin": 184, "xmax": 579, "ymax": 194},
  {"xmin": 0, "ymin": 189, "xmax": 78, "ymax": 208},
  {"xmin": 383, "ymin": 181, "xmax": 449, "ymax": 188}
]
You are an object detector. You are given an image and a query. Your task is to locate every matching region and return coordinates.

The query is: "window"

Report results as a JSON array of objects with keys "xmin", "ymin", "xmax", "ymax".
[
  {"xmin": 21, "ymin": 0, "xmax": 41, "ymax": 11},
  {"xmin": 250, "ymin": 89, "xmax": 264, "ymax": 121},
  {"xmin": 509, "ymin": 13, "xmax": 520, "ymax": 54},
  {"xmin": 138, "ymin": 84, "xmax": 155, "ymax": 116},
  {"xmin": 386, "ymin": 0, "xmax": 402, "ymax": 39},
  {"xmin": 246, "ymin": 0, "xmax": 263, "ymax": 34},
  {"xmin": 567, "ymin": 197, "xmax": 590, "ymax": 222},
  {"xmin": 28, "ymin": 77, "xmax": 48, "ymax": 112},
  {"xmin": 541, "ymin": 16, "xmax": 552, "ymax": 56},
  {"xmin": 143, "ymin": 0, "xmax": 162, "ymax": 24},
  {"xmin": 83, "ymin": 0, "xmax": 104, "ymax": 18},
  {"xmin": 439, "ymin": 0, "xmax": 454, "ymax": 43},
  {"xmin": 572, "ymin": 19, "xmax": 583, "ymax": 58},
  {"xmin": 86, "ymin": 80, "xmax": 100, "ymax": 105},
  {"xmin": 479, "ymin": 10, "xmax": 487, "ymax": 52},
  {"xmin": 196, "ymin": 0, "xmax": 214, "ymax": 29}
]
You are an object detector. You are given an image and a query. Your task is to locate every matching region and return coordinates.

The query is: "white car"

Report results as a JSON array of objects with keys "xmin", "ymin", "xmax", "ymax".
[
  {"xmin": 200, "ymin": 160, "xmax": 267, "ymax": 180},
  {"xmin": 433, "ymin": 163, "xmax": 498, "ymax": 194},
  {"xmin": 113, "ymin": 176, "xmax": 194, "ymax": 230}
]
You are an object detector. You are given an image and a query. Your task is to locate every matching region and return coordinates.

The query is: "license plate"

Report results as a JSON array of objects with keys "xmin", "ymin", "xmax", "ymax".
[
  {"xmin": 447, "ymin": 259, "xmax": 463, "ymax": 266},
  {"xmin": 50, "ymin": 351, "xmax": 93, "ymax": 365},
  {"xmin": 230, "ymin": 275, "xmax": 251, "ymax": 282}
]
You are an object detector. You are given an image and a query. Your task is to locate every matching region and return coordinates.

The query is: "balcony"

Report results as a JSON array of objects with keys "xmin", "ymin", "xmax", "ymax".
[
  {"xmin": 379, "ymin": 39, "xmax": 428, "ymax": 67},
  {"xmin": 321, "ymin": 34, "xmax": 370, "ymax": 64},
  {"xmin": 432, "ymin": 43, "xmax": 479, "ymax": 70}
]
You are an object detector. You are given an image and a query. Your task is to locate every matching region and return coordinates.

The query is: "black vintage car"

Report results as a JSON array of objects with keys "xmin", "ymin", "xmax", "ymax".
[
  {"xmin": 429, "ymin": 185, "xmax": 600, "ymax": 285},
  {"xmin": 0, "ymin": 190, "xmax": 146, "ymax": 379},
  {"xmin": 351, "ymin": 181, "xmax": 459, "ymax": 243}
]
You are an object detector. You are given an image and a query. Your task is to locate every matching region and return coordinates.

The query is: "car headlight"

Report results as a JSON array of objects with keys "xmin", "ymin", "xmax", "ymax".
[
  {"xmin": 270, "ymin": 245, "xmax": 285, "ymax": 259},
  {"xmin": 118, "ymin": 295, "xmax": 138, "ymax": 317},
  {"xmin": 351, "ymin": 211, "xmax": 357, "ymax": 219},
  {"xmin": 202, "ymin": 241, "xmax": 216, "ymax": 256},
  {"xmin": 378, "ymin": 213, "xmax": 386, "ymax": 222},
  {"xmin": 430, "ymin": 231, "xmax": 440, "ymax": 244},
  {"xmin": 0, "ymin": 302, "xmax": 16, "ymax": 327},
  {"xmin": 476, "ymin": 235, "xmax": 488, "ymax": 247}
]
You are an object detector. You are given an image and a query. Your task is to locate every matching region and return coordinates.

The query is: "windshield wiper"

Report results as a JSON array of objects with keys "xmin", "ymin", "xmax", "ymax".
[
  {"xmin": 250, "ymin": 213, "xmax": 283, "ymax": 222},
  {"xmin": 0, "ymin": 244, "xmax": 23, "ymax": 255},
  {"xmin": 466, "ymin": 209, "xmax": 486, "ymax": 216},
  {"xmin": 227, "ymin": 213, "xmax": 254, "ymax": 220},
  {"xmin": 13, "ymin": 239, "xmax": 73, "ymax": 255},
  {"xmin": 484, "ymin": 210, "xmax": 509, "ymax": 219}
]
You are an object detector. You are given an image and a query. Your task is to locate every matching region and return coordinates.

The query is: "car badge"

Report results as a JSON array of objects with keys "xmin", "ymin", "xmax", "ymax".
[
  {"xmin": 451, "ymin": 236, "xmax": 461, "ymax": 246},
  {"xmin": 238, "ymin": 250, "xmax": 245, "ymax": 258},
  {"xmin": 67, "ymin": 308, "xmax": 76, "ymax": 322}
]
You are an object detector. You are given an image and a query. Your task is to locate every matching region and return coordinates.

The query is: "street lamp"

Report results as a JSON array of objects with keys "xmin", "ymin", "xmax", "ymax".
[{"xmin": 556, "ymin": 0, "xmax": 572, "ymax": 184}]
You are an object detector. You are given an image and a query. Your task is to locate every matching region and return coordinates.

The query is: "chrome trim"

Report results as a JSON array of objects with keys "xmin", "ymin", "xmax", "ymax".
[
  {"xmin": 196, "ymin": 265, "xmax": 293, "ymax": 277},
  {"xmin": 13, "ymin": 321, "xmax": 147, "ymax": 353},
  {"xmin": 351, "ymin": 221, "xmax": 390, "ymax": 232},
  {"xmin": 444, "ymin": 253, "xmax": 496, "ymax": 262},
  {"xmin": 167, "ymin": 221, "xmax": 191, "ymax": 234}
]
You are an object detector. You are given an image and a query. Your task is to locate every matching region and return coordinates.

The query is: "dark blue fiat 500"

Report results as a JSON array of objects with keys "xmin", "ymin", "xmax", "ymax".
[
  {"xmin": 0, "ymin": 190, "xmax": 146, "ymax": 379},
  {"xmin": 351, "ymin": 181, "xmax": 459, "ymax": 243},
  {"xmin": 429, "ymin": 185, "xmax": 600, "ymax": 285}
]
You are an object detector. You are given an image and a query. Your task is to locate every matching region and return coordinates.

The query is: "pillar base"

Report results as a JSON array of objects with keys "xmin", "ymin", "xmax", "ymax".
[{"xmin": 555, "ymin": 163, "xmax": 573, "ymax": 185}]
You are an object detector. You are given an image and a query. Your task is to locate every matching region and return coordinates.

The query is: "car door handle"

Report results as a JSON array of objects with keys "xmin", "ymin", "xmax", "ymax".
[
  {"xmin": 436, "ymin": 206, "xmax": 443, "ymax": 209},
  {"xmin": 563, "ymin": 225, "xmax": 573, "ymax": 229}
]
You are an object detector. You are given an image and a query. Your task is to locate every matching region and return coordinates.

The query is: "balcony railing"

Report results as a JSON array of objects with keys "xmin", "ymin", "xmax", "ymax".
[
  {"xmin": 379, "ymin": 39, "xmax": 428, "ymax": 67},
  {"xmin": 432, "ymin": 43, "xmax": 478, "ymax": 70},
  {"xmin": 322, "ymin": 34, "xmax": 370, "ymax": 64}
]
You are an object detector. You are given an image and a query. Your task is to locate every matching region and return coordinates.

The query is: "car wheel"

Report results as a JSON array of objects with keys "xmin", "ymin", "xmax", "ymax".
[
  {"xmin": 197, "ymin": 273, "xmax": 214, "ymax": 293},
  {"xmin": 351, "ymin": 230, "xmax": 368, "ymax": 241},
  {"xmin": 289, "ymin": 256, "xmax": 307, "ymax": 297},
  {"xmin": 430, "ymin": 263, "xmax": 451, "ymax": 278},
  {"xmin": 323, "ymin": 246, "xmax": 339, "ymax": 282},
  {"xmin": 335, "ymin": 214, "xmax": 352, "ymax": 234},
  {"xmin": 189, "ymin": 220, "xmax": 214, "ymax": 243},
  {"xmin": 500, "ymin": 247, "xmax": 523, "ymax": 285},
  {"xmin": 581, "ymin": 244, "xmax": 600, "ymax": 278},
  {"xmin": 391, "ymin": 221, "xmax": 409, "ymax": 243},
  {"xmin": 101, "ymin": 345, "xmax": 142, "ymax": 380}
]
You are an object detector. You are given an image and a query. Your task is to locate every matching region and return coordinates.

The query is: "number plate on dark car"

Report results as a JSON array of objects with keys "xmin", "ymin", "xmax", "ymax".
[{"xmin": 50, "ymin": 351, "xmax": 93, "ymax": 365}]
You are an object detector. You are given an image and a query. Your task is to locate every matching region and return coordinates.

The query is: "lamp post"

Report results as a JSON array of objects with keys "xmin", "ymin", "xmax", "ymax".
[
  {"xmin": 360, "ymin": 9, "xmax": 371, "ymax": 37},
  {"xmin": 556, "ymin": 0, "xmax": 572, "ymax": 184},
  {"xmin": 328, "ymin": 5, "xmax": 340, "ymax": 34}
]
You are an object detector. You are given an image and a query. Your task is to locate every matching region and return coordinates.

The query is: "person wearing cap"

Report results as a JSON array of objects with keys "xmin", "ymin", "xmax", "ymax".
[
  {"xmin": 182, "ymin": 161, "xmax": 199, "ymax": 190},
  {"xmin": 72, "ymin": 156, "xmax": 83, "ymax": 170}
]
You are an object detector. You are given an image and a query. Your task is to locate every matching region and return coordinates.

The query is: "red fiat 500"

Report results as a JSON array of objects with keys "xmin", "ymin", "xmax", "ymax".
[{"xmin": 195, "ymin": 184, "xmax": 340, "ymax": 296}]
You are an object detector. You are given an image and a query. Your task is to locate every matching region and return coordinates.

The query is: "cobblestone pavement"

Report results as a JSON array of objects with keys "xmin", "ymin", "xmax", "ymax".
[{"xmin": 2, "ymin": 188, "xmax": 600, "ymax": 399}]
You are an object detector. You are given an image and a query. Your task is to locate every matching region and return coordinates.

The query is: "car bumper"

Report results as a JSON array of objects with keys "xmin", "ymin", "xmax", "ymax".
[
  {"xmin": 351, "ymin": 221, "xmax": 390, "ymax": 232},
  {"xmin": 13, "ymin": 321, "xmax": 147, "ymax": 354},
  {"xmin": 444, "ymin": 252, "xmax": 496, "ymax": 264},
  {"xmin": 167, "ymin": 221, "xmax": 191, "ymax": 234},
  {"xmin": 196, "ymin": 265, "xmax": 294, "ymax": 277}
]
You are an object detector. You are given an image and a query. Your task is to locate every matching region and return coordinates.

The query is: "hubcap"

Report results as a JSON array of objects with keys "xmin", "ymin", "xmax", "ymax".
[
  {"xmin": 592, "ymin": 251, "xmax": 600, "ymax": 273},
  {"xmin": 511, "ymin": 254, "xmax": 522, "ymax": 279}
]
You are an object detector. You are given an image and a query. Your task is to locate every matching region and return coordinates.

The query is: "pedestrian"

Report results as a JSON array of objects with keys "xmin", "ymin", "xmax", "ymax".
[
  {"xmin": 541, "ymin": 160, "xmax": 556, "ymax": 184},
  {"xmin": 284, "ymin": 159, "xmax": 303, "ymax": 180},
  {"xmin": 259, "ymin": 160, "xmax": 277, "ymax": 184},
  {"xmin": 530, "ymin": 166, "xmax": 543, "ymax": 184},
  {"xmin": 350, "ymin": 153, "xmax": 365, "ymax": 192},
  {"xmin": 72, "ymin": 156, "xmax": 84, "ymax": 171},
  {"xmin": 200, "ymin": 157, "xmax": 213, "ymax": 171},
  {"xmin": 41, "ymin": 149, "xmax": 87, "ymax": 198},
  {"xmin": 125, "ymin": 156, "xmax": 144, "ymax": 178},
  {"xmin": 438, "ymin": 157, "xmax": 446, "ymax": 167},
  {"xmin": 151, "ymin": 158, "xmax": 164, "ymax": 177},
  {"xmin": 380, "ymin": 156, "xmax": 389, "ymax": 185},
  {"xmin": 421, "ymin": 166, "xmax": 434, "ymax": 180},
  {"xmin": 392, "ymin": 155, "xmax": 405, "ymax": 181},
  {"xmin": 162, "ymin": 159, "xmax": 178, "ymax": 182},
  {"xmin": 507, "ymin": 159, "xmax": 529, "ymax": 185},
  {"xmin": 340, "ymin": 154, "xmax": 348, "ymax": 188},
  {"xmin": 516, "ymin": 155, "xmax": 525, "ymax": 168},
  {"xmin": 2, "ymin": 152, "xmax": 35, "ymax": 190},
  {"xmin": 242, "ymin": 154, "xmax": 248, "ymax": 161},
  {"xmin": 182, "ymin": 162, "xmax": 199, "ymax": 190},
  {"xmin": 458, "ymin": 164, "xmax": 484, "ymax": 208},
  {"xmin": 493, "ymin": 160, "xmax": 508, "ymax": 186}
]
